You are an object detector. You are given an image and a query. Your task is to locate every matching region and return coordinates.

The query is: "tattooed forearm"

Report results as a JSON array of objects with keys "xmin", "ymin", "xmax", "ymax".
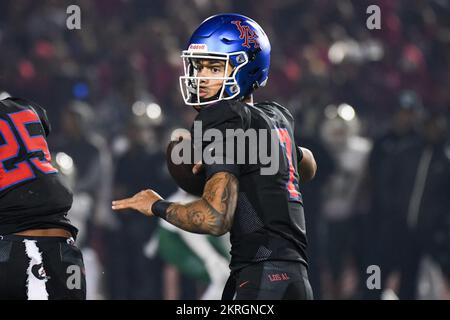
[{"xmin": 165, "ymin": 172, "xmax": 238, "ymax": 236}]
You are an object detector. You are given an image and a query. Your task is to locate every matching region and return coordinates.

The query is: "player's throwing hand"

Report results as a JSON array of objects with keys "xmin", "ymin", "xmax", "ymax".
[{"xmin": 112, "ymin": 190, "xmax": 163, "ymax": 216}]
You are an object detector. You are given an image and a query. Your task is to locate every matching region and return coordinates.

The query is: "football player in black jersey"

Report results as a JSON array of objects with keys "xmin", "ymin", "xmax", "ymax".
[
  {"xmin": 0, "ymin": 97, "xmax": 85, "ymax": 300},
  {"xmin": 113, "ymin": 14, "xmax": 316, "ymax": 300}
]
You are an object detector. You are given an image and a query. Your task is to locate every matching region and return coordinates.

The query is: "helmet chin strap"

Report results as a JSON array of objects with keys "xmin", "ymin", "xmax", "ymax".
[
  {"xmin": 243, "ymin": 94, "xmax": 254, "ymax": 106},
  {"xmin": 190, "ymin": 79, "xmax": 228, "ymax": 110},
  {"xmin": 190, "ymin": 92, "xmax": 222, "ymax": 111},
  {"xmin": 192, "ymin": 105, "xmax": 202, "ymax": 112},
  {"xmin": 192, "ymin": 93, "xmax": 253, "ymax": 111}
]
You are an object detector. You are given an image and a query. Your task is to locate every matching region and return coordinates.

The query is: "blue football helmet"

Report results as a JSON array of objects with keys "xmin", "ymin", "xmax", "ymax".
[{"xmin": 179, "ymin": 13, "xmax": 271, "ymax": 106}]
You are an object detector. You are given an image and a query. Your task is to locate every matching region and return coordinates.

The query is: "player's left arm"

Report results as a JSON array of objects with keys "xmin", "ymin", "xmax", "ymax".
[
  {"xmin": 112, "ymin": 171, "xmax": 238, "ymax": 236},
  {"xmin": 112, "ymin": 102, "xmax": 242, "ymax": 235}
]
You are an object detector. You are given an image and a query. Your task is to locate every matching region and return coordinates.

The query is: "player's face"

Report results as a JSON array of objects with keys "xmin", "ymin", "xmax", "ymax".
[{"xmin": 192, "ymin": 59, "xmax": 232, "ymax": 99}]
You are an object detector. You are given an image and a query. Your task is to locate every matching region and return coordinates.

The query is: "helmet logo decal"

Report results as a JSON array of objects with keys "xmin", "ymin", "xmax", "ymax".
[
  {"xmin": 188, "ymin": 43, "xmax": 208, "ymax": 52},
  {"xmin": 231, "ymin": 20, "xmax": 259, "ymax": 49}
]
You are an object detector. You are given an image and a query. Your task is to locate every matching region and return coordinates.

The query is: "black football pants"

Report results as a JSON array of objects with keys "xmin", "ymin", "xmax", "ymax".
[
  {"xmin": 222, "ymin": 261, "xmax": 313, "ymax": 300},
  {"xmin": 0, "ymin": 234, "xmax": 86, "ymax": 300}
]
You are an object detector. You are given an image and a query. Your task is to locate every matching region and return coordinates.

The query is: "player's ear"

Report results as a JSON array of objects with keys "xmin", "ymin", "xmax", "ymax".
[{"xmin": 227, "ymin": 60, "xmax": 235, "ymax": 74}]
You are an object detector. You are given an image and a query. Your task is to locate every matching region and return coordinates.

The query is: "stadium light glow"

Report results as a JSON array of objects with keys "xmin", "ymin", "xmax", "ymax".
[
  {"xmin": 146, "ymin": 103, "xmax": 161, "ymax": 120},
  {"xmin": 56, "ymin": 152, "xmax": 74, "ymax": 175},
  {"xmin": 337, "ymin": 103, "xmax": 356, "ymax": 121},
  {"xmin": 328, "ymin": 42, "xmax": 346, "ymax": 64},
  {"xmin": 324, "ymin": 104, "xmax": 338, "ymax": 119},
  {"xmin": 132, "ymin": 101, "xmax": 146, "ymax": 116}
]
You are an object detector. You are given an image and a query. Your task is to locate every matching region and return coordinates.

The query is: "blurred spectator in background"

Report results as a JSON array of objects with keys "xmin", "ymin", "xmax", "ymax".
[
  {"xmin": 51, "ymin": 101, "xmax": 109, "ymax": 299},
  {"xmin": 108, "ymin": 119, "xmax": 176, "ymax": 299},
  {"xmin": 363, "ymin": 91, "xmax": 422, "ymax": 299},
  {"xmin": 320, "ymin": 108, "xmax": 372, "ymax": 299},
  {"xmin": 51, "ymin": 101, "xmax": 106, "ymax": 242},
  {"xmin": 295, "ymin": 109, "xmax": 336, "ymax": 300},
  {"xmin": 396, "ymin": 113, "xmax": 450, "ymax": 299}
]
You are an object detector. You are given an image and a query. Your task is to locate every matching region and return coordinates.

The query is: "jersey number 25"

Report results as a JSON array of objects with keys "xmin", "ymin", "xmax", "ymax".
[{"xmin": 0, "ymin": 110, "xmax": 57, "ymax": 191}]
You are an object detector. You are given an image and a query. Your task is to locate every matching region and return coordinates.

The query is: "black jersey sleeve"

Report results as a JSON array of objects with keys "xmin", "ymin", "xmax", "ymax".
[
  {"xmin": 7, "ymin": 97, "xmax": 51, "ymax": 136},
  {"xmin": 191, "ymin": 101, "xmax": 246, "ymax": 180},
  {"xmin": 32, "ymin": 104, "xmax": 51, "ymax": 137}
]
